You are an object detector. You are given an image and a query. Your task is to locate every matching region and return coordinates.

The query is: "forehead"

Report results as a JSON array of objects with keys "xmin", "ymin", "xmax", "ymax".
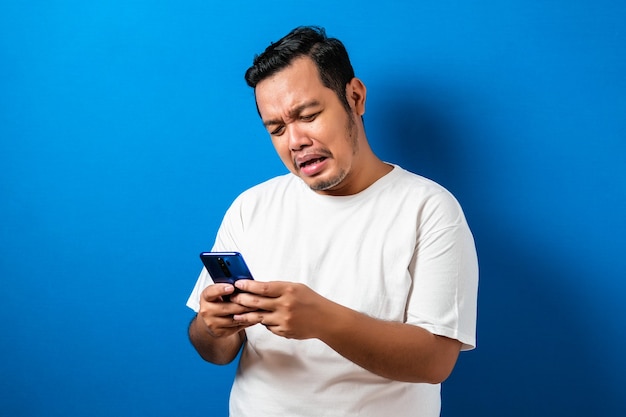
[{"xmin": 254, "ymin": 57, "xmax": 331, "ymax": 119}]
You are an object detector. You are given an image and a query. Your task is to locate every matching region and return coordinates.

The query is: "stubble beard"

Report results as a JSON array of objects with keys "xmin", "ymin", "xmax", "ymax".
[{"xmin": 308, "ymin": 113, "xmax": 359, "ymax": 192}]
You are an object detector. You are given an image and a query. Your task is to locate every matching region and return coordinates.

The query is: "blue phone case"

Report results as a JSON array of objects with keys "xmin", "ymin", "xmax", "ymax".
[{"xmin": 199, "ymin": 251, "xmax": 254, "ymax": 285}]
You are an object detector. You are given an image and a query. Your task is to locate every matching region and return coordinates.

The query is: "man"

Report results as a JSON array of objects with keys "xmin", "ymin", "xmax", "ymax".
[{"xmin": 187, "ymin": 26, "xmax": 478, "ymax": 416}]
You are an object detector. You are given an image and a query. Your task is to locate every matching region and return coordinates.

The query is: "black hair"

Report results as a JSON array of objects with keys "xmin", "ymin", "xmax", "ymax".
[{"xmin": 244, "ymin": 26, "xmax": 355, "ymax": 113}]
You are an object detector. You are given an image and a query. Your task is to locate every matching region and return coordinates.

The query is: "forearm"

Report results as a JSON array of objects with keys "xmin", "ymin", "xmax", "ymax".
[
  {"xmin": 319, "ymin": 302, "xmax": 461, "ymax": 383},
  {"xmin": 188, "ymin": 314, "xmax": 244, "ymax": 365}
]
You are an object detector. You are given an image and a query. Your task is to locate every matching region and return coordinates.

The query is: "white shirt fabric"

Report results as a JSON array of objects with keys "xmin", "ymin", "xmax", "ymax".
[{"xmin": 187, "ymin": 165, "xmax": 478, "ymax": 417}]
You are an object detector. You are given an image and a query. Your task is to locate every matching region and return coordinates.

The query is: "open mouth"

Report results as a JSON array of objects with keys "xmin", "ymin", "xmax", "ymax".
[{"xmin": 299, "ymin": 157, "xmax": 327, "ymax": 168}]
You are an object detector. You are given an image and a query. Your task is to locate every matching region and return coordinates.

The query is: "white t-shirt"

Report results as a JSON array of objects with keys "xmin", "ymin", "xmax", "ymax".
[{"xmin": 187, "ymin": 165, "xmax": 478, "ymax": 417}]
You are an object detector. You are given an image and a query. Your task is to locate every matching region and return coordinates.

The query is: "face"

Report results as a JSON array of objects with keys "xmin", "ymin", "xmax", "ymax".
[{"xmin": 254, "ymin": 57, "xmax": 367, "ymax": 195}]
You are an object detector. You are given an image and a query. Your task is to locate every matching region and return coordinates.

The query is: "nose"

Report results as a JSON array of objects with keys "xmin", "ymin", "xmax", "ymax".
[{"xmin": 287, "ymin": 123, "xmax": 312, "ymax": 152}]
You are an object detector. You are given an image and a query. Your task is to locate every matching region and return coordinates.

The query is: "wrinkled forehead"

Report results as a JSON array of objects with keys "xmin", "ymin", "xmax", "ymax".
[{"xmin": 254, "ymin": 57, "xmax": 328, "ymax": 120}]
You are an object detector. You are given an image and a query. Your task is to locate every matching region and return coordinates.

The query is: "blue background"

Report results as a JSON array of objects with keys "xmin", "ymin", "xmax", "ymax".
[{"xmin": 1, "ymin": 1, "xmax": 625, "ymax": 416}]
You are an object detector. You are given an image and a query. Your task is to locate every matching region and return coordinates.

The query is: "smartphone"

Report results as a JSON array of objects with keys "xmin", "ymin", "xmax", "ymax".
[{"xmin": 199, "ymin": 251, "xmax": 255, "ymax": 285}]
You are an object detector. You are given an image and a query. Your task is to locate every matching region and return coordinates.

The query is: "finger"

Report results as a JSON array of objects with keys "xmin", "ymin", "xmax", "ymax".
[
  {"xmin": 204, "ymin": 317, "xmax": 251, "ymax": 338},
  {"xmin": 203, "ymin": 300, "xmax": 257, "ymax": 320},
  {"xmin": 198, "ymin": 305, "xmax": 255, "ymax": 337},
  {"xmin": 232, "ymin": 310, "xmax": 269, "ymax": 326},
  {"xmin": 201, "ymin": 283, "xmax": 235, "ymax": 302},
  {"xmin": 219, "ymin": 315, "xmax": 254, "ymax": 329},
  {"xmin": 230, "ymin": 291, "xmax": 276, "ymax": 312},
  {"xmin": 234, "ymin": 280, "xmax": 283, "ymax": 297}
]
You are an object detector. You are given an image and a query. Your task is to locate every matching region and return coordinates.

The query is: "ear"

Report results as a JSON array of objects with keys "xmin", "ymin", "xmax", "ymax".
[{"xmin": 346, "ymin": 77, "xmax": 366, "ymax": 116}]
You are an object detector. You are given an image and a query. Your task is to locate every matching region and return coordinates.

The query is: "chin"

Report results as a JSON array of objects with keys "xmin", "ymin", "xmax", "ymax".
[{"xmin": 306, "ymin": 170, "xmax": 347, "ymax": 192}]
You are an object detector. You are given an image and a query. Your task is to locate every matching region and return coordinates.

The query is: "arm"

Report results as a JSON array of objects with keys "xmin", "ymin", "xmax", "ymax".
[
  {"xmin": 231, "ymin": 280, "xmax": 461, "ymax": 383},
  {"xmin": 319, "ymin": 300, "xmax": 461, "ymax": 383},
  {"xmin": 188, "ymin": 314, "xmax": 245, "ymax": 365},
  {"xmin": 188, "ymin": 283, "xmax": 253, "ymax": 365}
]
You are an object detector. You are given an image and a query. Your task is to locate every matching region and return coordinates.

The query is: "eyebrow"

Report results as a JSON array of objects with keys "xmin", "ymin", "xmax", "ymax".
[{"xmin": 262, "ymin": 100, "xmax": 321, "ymax": 127}]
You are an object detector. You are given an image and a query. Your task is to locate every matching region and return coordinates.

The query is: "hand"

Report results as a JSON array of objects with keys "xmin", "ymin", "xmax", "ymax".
[
  {"xmin": 197, "ymin": 283, "xmax": 258, "ymax": 338},
  {"xmin": 231, "ymin": 280, "xmax": 332, "ymax": 340}
]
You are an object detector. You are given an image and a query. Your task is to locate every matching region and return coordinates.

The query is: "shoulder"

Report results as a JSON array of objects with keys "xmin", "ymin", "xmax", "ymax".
[
  {"xmin": 384, "ymin": 165, "xmax": 468, "ymax": 225},
  {"xmin": 236, "ymin": 172, "xmax": 299, "ymax": 201},
  {"xmin": 225, "ymin": 172, "xmax": 300, "ymax": 215},
  {"xmin": 386, "ymin": 165, "xmax": 459, "ymax": 203}
]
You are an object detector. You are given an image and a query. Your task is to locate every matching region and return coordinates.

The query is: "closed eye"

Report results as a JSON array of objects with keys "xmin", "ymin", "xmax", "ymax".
[
  {"xmin": 270, "ymin": 124, "xmax": 286, "ymax": 136},
  {"xmin": 301, "ymin": 112, "xmax": 320, "ymax": 122}
]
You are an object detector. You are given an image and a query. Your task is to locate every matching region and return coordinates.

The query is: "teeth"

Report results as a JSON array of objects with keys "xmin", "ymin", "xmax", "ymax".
[{"xmin": 302, "ymin": 157, "xmax": 323, "ymax": 167}]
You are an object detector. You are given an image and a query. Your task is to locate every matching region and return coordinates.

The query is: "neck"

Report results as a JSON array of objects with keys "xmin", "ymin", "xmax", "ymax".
[{"xmin": 320, "ymin": 152, "xmax": 392, "ymax": 196}]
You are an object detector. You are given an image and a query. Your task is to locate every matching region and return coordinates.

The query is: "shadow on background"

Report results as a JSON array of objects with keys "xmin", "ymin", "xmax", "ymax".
[{"xmin": 371, "ymin": 84, "xmax": 624, "ymax": 416}]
